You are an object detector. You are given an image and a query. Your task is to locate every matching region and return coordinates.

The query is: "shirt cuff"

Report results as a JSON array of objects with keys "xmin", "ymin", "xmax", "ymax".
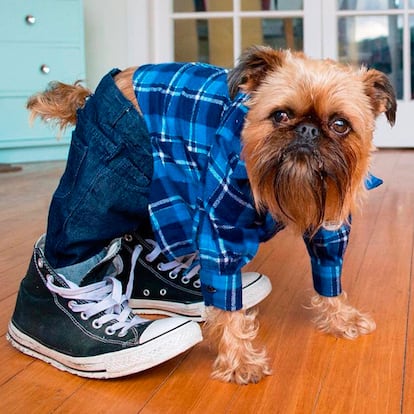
[
  {"xmin": 364, "ymin": 172, "xmax": 383, "ymax": 190},
  {"xmin": 311, "ymin": 260, "xmax": 342, "ymax": 297},
  {"xmin": 200, "ymin": 270, "xmax": 242, "ymax": 311}
]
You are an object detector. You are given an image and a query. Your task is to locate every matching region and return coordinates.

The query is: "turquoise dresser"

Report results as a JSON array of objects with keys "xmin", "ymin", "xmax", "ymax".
[{"xmin": 0, "ymin": 0, "xmax": 85, "ymax": 163}]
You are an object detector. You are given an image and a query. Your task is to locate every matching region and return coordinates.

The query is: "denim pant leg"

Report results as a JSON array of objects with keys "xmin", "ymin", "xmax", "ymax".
[{"xmin": 45, "ymin": 69, "xmax": 153, "ymax": 269}]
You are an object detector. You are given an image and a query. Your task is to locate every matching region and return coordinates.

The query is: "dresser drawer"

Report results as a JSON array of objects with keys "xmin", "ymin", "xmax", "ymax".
[
  {"xmin": 0, "ymin": 44, "xmax": 85, "ymax": 95},
  {"xmin": 0, "ymin": 97, "xmax": 71, "ymax": 142},
  {"xmin": 0, "ymin": 0, "xmax": 82, "ymax": 44}
]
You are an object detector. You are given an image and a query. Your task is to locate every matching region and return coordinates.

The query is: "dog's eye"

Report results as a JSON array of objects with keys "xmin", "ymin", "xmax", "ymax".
[
  {"xmin": 271, "ymin": 110, "xmax": 290, "ymax": 124},
  {"xmin": 330, "ymin": 118, "xmax": 351, "ymax": 136}
]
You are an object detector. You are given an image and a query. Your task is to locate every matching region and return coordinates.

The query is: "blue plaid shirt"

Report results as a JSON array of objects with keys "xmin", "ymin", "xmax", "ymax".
[{"xmin": 132, "ymin": 62, "xmax": 381, "ymax": 311}]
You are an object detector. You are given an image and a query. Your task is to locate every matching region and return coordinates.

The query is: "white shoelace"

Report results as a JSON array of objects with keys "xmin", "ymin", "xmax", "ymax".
[
  {"xmin": 132, "ymin": 239, "xmax": 201, "ymax": 288},
  {"xmin": 46, "ymin": 274, "xmax": 146, "ymax": 337},
  {"xmin": 44, "ymin": 236, "xmax": 199, "ymax": 339}
]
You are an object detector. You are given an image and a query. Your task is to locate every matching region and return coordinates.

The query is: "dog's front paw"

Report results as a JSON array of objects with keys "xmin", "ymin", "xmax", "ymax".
[
  {"xmin": 309, "ymin": 292, "xmax": 376, "ymax": 339},
  {"xmin": 211, "ymin": 345, "xmax": 271, "ymax": 385},
  {"xmin": 204, "ymin": 307, "xmax": 271, "ymax": 384}
]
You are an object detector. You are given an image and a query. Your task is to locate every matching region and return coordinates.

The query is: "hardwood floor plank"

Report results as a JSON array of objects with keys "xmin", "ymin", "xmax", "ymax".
[
  {"xmin": 313, "ymin": 150, "xmax": 414, "ymax": 414},
  {"xmin": 51, "ymin": 352, "xmax": 197, "ymax": 414},
  {"xmin": 403, "ymin": 243, "xmax": 414, "ymax": 413},
  {"xmin": 0, "ymin": 360, "xmax": 85, "ymax": 414},
  {"xmin": 398, "ymin": 151, "xmax": 414, "ymax": 414},
  {"xmin": 0, "ymin": 335, "xmax": 34, "ymax": 386}
]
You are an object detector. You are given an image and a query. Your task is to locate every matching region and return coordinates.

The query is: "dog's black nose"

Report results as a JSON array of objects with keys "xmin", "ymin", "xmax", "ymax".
[{"xmin": 295, "ymin": 123, "xmax": 320, "ymax": 141}]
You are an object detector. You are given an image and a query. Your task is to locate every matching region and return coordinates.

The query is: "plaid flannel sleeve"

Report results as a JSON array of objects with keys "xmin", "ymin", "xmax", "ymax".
[
  {"xmin": 303, "ymin": 172, "xmax": 382, "ymax": 297},
  {"xmin": 303, "ymin": 223, "xmax": 351, "ymax": 297}
]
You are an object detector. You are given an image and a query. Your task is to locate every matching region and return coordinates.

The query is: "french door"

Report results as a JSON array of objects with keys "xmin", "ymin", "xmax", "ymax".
[
  {"xmin": 151, "ymin": 0, "xmax": 413, "ymax": 147},
  {"xmin": 322, "ymin": 0, "xmax": 413, "ymax": 147}
]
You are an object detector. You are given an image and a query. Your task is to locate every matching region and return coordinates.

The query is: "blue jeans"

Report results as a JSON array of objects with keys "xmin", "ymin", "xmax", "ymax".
[{"xmin": 45, "ymin": 69, "xmax": 153, "ymax": 269}]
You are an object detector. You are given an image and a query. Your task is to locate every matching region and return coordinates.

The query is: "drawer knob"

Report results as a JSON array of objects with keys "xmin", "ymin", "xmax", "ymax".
[
  {"xmin": 40, "ymin": 64, "xmax": 50, "ymax": 74},
  {"xmin": 25, "ymin": 15, "xmax": 36, "ymax": 25}
]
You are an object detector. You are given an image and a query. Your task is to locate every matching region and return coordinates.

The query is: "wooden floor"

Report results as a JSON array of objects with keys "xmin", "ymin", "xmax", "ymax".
[{"xmin": 0, "ymin": 149, "xmax": 413, "ymax": 414}]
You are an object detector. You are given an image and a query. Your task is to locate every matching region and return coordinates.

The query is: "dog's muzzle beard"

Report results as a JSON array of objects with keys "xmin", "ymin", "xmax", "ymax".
[{"xmin": 251, "ymin": 129, "xmax": 352, "ymax": 234}]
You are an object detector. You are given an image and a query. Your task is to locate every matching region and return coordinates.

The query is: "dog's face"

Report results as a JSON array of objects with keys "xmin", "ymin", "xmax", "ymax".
[{"xmin": 229, "ymin": 46, "xmax": 396, "ymax": 234}]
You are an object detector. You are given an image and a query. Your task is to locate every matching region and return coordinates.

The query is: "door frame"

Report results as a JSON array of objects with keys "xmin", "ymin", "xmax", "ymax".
[{"xmin": 147, "ymin": 0, "xmax": 411, "ymax": 147}]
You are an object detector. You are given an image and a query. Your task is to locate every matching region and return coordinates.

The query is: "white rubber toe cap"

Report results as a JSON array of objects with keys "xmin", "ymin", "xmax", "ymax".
[
  {"xmin": 241, "ymin": 272, "xmax": 272, "ymax": 309},
  {"xmin": 139, "ymin": 317, "xmax": 202, "ymax": 344}
]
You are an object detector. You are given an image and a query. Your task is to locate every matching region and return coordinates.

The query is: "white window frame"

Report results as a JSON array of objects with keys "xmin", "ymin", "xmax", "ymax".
[{"xmin": 148, "ymin": 0, "xmax": 325, "ymax": 64}]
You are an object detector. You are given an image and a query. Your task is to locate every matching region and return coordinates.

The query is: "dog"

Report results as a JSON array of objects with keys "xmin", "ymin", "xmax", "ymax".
[{"xmin": 26, "ymin": 46, "xmax": 396, "ymax": 385}]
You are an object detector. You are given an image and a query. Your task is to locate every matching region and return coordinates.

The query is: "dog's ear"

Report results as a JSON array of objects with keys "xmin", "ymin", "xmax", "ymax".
[
  {"xmin": 228, "ymin": 45, "xmax": 285, "ymax": 98},
  {"xmin": 362, "ymin": 68, "xmax": 397, "ymax": 126}
]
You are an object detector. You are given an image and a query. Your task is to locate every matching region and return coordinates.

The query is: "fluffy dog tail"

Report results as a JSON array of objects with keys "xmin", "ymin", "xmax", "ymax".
[{"xmin": 27, "ymin": 81, "xmax": 92, "ymax": 131}]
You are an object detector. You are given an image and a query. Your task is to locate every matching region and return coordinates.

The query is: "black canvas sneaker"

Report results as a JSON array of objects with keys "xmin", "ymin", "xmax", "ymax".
[
  {"xmin": 7, "ymin": 236, "xmax": 203, "ymax": 379},
  {"xmin": 119, "ymin": 232, "xmax": 272, "ymax": 321}
]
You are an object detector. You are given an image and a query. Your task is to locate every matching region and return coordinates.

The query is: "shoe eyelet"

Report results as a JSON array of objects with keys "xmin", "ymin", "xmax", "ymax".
[
  {"xmin": 193, "ymin": 280, "xmax": 201, "ymax": 288},
  {"xmin": 124, "ymin": 234, "xmax": 133, "ymax": 242},
  {"xmin": 68, "ymin": 300, "xmax": 75, "ymax": 310},
  {"xmin": 92, "ymin": 319, "xmax": 102, "ymax": 329},
  {"xmin": 160, "ymin": 288, "xmax": 167, "ymax": 296},
  {"xmin": 181, "ymin": 277, "xmax": 190, "ymax": 285},
  {"xmin": 80, "ymin": 312, "xmax": 89, "ymax": 320},
  {"xmin": 37, "ymin": 258, "xmax": 44, "ymax": 268},
  {"xmin": 157, "ymin": 263, "xmax": 166, "ymax": 271},
  {"xmin": 105, "ymin": 326, "xmax": 116, "ymax": 335},
  {"xmin": 143, "ymin": 289, "xmax": 150, "ymax": 297},
  {"xmin": 169, "ymin": 271, "xmax": 178, "ymax": 280}
]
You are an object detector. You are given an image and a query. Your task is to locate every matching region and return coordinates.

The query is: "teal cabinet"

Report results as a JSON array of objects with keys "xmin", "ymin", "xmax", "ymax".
[{"xmin": 0, "ymin": 0, "xmax": 85, "ymax": 163}]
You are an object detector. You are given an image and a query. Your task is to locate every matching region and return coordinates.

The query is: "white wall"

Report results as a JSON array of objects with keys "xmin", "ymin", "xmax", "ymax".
[{"xmin": 83, "ymin": 0, "xmax": 151, "ymax": 89}]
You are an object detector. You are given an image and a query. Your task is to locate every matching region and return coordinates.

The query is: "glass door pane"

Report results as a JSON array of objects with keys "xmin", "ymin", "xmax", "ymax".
[
  {"xmin": 338, "ymin": 14, "xmax": 403, "ymax": 98},
  {"xmin": 338, "ymin": 0, "xmax": 402, "ymax": 10},
  {"xmin": 241, "ymin": 0, "xmax": 303, "ymax": 51},
  {"xmin": 241, "ymin": 0, "xmax": 303, "ymax": 10},
  {"xmin": 174, "ymin": 18, "xmax": 234, "ymax": 65},
  {"xmin": 240, "ymin": 17, "xmax": 303, "ymax": 50},
  {"xmin": 332, "ymin": 0, "xmax": 414, "ymax": 146},
  {"xmin": 173, "ymin": 0, "xmax": 304, "ymax": 67}
]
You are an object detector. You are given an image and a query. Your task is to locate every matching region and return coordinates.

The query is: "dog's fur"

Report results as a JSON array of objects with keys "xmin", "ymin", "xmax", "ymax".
[{"xmin": 27, "ymin": 46, "xmax": 396, "ymax": 385}]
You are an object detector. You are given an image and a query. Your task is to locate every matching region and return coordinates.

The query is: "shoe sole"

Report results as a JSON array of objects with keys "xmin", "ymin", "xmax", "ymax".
[
  {"xmin": 129, "ymin": 272, "xmax": 272, "ymax": 321},
  {"xmin": 130, "ymin": 300, "xmax": 206, "ymax": 321},
  {"xmin": 7, "ymin": 320, "xmax": 202, "ymax": 379}
]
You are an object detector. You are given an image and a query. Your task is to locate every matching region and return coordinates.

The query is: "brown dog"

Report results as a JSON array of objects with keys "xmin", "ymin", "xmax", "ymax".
[{"xmin": 27, "ymin": 46, "xmax": 396, "ymax": 385}]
